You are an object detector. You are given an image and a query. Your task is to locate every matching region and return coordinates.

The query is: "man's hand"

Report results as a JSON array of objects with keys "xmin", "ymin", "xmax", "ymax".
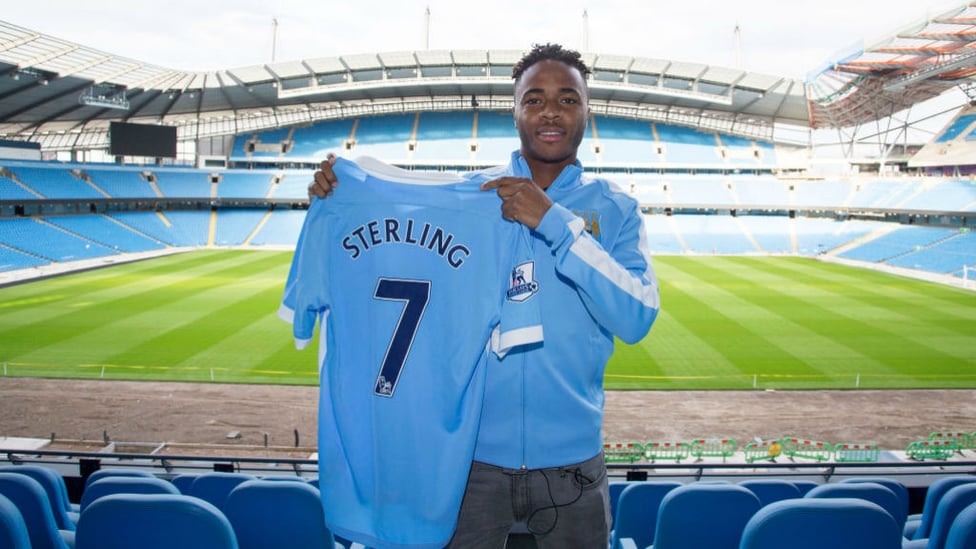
[
  {"xmin": 480, "ymin": 177, "xmax": 553, "ymax": 229},
  {"xmin": 308, "ymin": 154, "xmax": 339, "ymax": 199}
]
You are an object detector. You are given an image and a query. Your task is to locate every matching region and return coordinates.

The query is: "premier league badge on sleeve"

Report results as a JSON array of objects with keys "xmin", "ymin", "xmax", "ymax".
[{"xmin": 506, "ymin": 261, "xmax": 540, "ymax": 302}]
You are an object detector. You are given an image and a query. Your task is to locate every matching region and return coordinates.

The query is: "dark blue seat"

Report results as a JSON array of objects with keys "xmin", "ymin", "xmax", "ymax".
[
  {"xmin": 905, "ymin": 477, "xmax": 976, "ymax": 540},
  {"xmin": 840, "ymin": 477, "xmax": 909, "ymax": 526},
  {"xmin": 945, "ymin": 501, "xmax": 976, "ymax": 549},
  {"xmin": 0, "ymin": 465, "xmax": 77, "ymax": 530},
  {"xmin": 223, "ymin": 479, "xmax": 339, "ymax": 549},
  {"xmin": 904, "ymin": 483, "xmax": 976, "ymax": 549},
  {"xmin": 638, "ymin": 482, "xmax": 761, "ymax": 549},
  {"xmin": 80, "ymin": 476, "xmax": 180, "ymax": 511},
  {"xmin": 609, "ymin": 481, "xmax": 630, "ymax": 524},
  {"xmin": 609, "ymin": 481, "xmax": 682, "ymax": 549},
  {"xmin": 790, "ymin": 480, "xmax": 820, "ymax": 496},
  {"xmin": 739, "ymin": 479, "xmax": 802, "ymax": 507},
  {"xmin": 75, "ymin": 493, "xmax": 238, "ymax": 549},
  {"xmin": 0, "ymin": 472, "xmax": 73, "ymax": 549},
  {"xmin": 739, "ymin": 498, "xmax": 902, "ymax": 549},
  {"xmin": 805, "ymin": 481, "xmax": 905, "ymax": 531},
  {"xmin": 82, "ymin": 469, "xmax": 156, "ymax": 491},
  {"xmin": 169, "ymin": 473, "xmax": 199, "ymax": 494},
  {"xmin": 185, "ymin": 472, "xmax": 256, "ymax": 511},
  {"xmin": 0, "ymin": 493, "xmax": 32, "ymax": 549}
]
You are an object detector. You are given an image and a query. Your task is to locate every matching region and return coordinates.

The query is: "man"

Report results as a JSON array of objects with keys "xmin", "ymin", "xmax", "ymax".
[{"xmin": 310, "ymin": 43, "xmax": 660, "ymax": 548}]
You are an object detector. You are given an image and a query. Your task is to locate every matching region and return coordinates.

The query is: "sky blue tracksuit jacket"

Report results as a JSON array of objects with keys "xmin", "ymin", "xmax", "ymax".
[{"xmin": 468, "ymin": 151, "xmax": 661, "ymax": 470}]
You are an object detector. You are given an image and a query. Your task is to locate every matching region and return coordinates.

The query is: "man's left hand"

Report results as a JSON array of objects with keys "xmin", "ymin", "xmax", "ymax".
[{"xmin": 481, "ymin": 177, "xmax": 552, "ymax": 229}]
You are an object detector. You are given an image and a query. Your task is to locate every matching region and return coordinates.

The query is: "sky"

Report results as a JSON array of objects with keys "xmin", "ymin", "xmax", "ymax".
[{"xmin": 3, "ymin": 0, "xmax": 965, "ymax": 80}]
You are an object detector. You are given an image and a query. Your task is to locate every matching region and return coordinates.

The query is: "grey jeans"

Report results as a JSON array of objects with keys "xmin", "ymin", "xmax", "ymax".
[{"xmin": 444, "ymin": 452, "xmax": 610, "ymax": 549}]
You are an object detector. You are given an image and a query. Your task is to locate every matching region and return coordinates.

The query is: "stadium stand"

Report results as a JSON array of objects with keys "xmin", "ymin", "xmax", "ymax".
[
  {"xmin": 43, "ymin": 215, "xmax": 165, "ymax": 254},
  {"xmin": 0, "ymin": 244, "xmax": 49, "ymax": 271},
  {"xmin": 215, "ymin": 171, "xmax": 275, "ymax": 200},
  {"xmin": 0, "ymin": 173, "xmax": 42, "ymax": 200},
  {"xmin": 838, "ymin": 226, "xmax": 960, "ymax": 263},
  {"xmin": 83, "ymin": 167, "xmax": 158, "ymax": 199},
  {"xmin": 7, "ymin": 166, "xmax": 104, "ymax": 200},
  {"xmin": 213, "ymin": 210, "xmax": 268, "ymax": 246},
  {"xmin": 0, "ymin": 218, "xmax": 117, "ymax": 262},
  {"xmin": 655, "ymin": 123, "xmax": 725, "ymax": 166},
  {"xmin": 887, "ymin": 231, "xmax": 976, "ymax": 276},
  {"xmin": 153, "ymin": 170, "xmax": 211, "ymax": 199}
]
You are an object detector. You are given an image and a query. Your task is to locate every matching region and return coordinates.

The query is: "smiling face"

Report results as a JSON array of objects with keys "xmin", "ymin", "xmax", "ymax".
[{"xmin": 513, "ymin": 59, "xmax": 590, "ymax": 183}]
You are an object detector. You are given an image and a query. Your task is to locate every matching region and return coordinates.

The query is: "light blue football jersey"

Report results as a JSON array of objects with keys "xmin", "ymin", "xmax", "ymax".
[{"xmin": 278, "ymin": 157, "xmax": 543, "ymax": 549}]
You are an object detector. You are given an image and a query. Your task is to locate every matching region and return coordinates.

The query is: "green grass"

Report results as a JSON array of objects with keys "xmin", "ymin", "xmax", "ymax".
[
  {"xmin": 0, "ymin": 250, "xmax": 316, "ymax": 385},
  {"xmin": 1, "ymin": 250, "xmax": 975, "ymax": 390},
  {"xmin": 607, "ymin": 255, "xmax": 976, "ymax": 390}
]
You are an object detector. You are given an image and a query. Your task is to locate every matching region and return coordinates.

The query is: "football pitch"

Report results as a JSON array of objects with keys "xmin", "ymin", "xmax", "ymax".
[{"xmin": 1, "ymin": 249, "xmax": 974, "ymax": 390}]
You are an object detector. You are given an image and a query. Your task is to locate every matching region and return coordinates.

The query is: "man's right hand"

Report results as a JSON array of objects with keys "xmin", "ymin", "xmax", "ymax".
[{"xmin": 308, "ymin": 153, "xmax": 338, "ymax": 199}]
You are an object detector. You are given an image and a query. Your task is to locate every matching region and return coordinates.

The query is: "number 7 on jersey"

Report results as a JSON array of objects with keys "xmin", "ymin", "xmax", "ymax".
[{"xmin": 373, "ymin": 278, "xmax": 431, "ymax": 397}]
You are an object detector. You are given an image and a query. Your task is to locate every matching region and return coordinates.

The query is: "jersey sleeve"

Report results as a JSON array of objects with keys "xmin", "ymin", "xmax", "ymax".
[
  {"xmin": 277, "ymin": 198, "xmax": 332, "ymax": 350},
  {"xmin": 491, "ymin": 226, "xmax": 544, "ymax": 357}
]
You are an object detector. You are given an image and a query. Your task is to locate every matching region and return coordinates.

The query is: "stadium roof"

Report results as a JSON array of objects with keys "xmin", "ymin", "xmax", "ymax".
[
  {"xmin": 807, "ymin": 1, "xmax": 976, "ymax": 128},
  {"xmin": 0, "ymin": 19, "xmax": 806, "ymax": 150},
  {"xmin": 3, "ymin": 5, "xmax": 976, "ymax": 152}
]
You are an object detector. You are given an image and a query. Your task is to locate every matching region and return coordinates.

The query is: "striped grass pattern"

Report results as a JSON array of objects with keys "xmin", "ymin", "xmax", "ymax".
[{"xmin": 1, "ymin": 251, "xmax": 974, "ymax": 390}]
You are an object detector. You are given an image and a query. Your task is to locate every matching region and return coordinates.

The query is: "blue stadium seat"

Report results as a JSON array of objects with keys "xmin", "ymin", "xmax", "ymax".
[
  {"xmin": 739, "ymin": 479, "xmax": 803, "ymax": 507},
  {"xmin": 83, "ymin": 468, "xmax": 156, "ymax": 491},
  {"xmin": 790, "ymin": 480, "xmax": 820, "ymax": 496},
  {"xmin": 904, "ymin": 483, "xmax": 976, "ymax": 549},
  {"xmin": 905, "ymin": 477, "xmax": 976, "ymax": 540},
  {"xmin": 804, "ymin": 482, "xmax": 905, "ymax": 532},
  {"xmin": 945, "ymin": 501, "xmax": 976, "ymax": 549},
  {"xmin": 75, "ymin": 493, "xmax": 238, "ymax": 549},
  {"xmin": 169, "ymin": 474, "xmax": 200, "ymax": 494},
  {"xmin": 185, "ymin": 472, "xmax": 256, "ymax": 511},
  {"xmin": 610, "ymin": 481, "xmax": 682, "ymax": 549},
  {"xmin": 223, "ymin": 479, "xmax": 340, "ymax": 549},
  {"xmin": 739, "ymin": 498, "xmax": 902, "ymax": 549},
  {"xmin": 0, "ymin": 465, "xmax": 78, "ymax": 530},
  {"xmin": 840, "ymin": 477, "xmax": 909, "ymax": 526},
  {"xmin": 608, "ymin": 480, "xmax": 630, "ymax": 524},
  {"xmin": 0, "ymin": 472, "xmax": 73, "ymax": 549},
  {"xmin": 80, "ymin": 476, "xmax": 180, "ymax": 512},
  {"xmin": 0, "ymin": 493, "xmax": 32, "ymax": 549},
  {"xmin": 625, "ymin": 482, "xmax": 761, "ymax": 549}
]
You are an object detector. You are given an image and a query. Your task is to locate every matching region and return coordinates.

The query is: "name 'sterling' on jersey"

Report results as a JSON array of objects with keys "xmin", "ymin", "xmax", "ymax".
[{"xmin": 342, "ymin": 217, "xmax": 471, "ymax": 268}]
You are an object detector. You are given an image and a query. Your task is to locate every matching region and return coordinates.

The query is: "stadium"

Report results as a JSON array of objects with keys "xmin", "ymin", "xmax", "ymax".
[{"xmin": 1, "ymin": 2, "xmax": 976, "ymax": 548}]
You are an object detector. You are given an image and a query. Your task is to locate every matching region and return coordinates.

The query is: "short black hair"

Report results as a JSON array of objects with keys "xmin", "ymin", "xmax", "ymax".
[{"xmin": 512, "ymin": 43, "xmax": 591, "ymax": 83}]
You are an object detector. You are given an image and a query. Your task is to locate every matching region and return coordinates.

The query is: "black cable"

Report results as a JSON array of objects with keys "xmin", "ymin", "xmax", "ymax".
[{"xmin": 525, "ymin": 467, "xmax": 593, "ymax": 537}]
